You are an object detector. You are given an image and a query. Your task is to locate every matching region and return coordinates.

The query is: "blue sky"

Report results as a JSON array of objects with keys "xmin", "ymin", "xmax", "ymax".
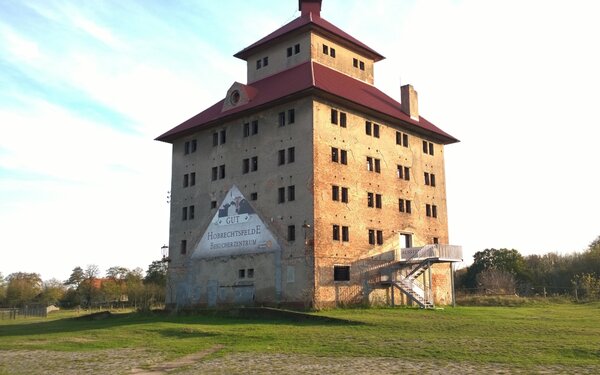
[{"xmin": 1, "ymin": 0, "xmax": 599, "ymax": 280}]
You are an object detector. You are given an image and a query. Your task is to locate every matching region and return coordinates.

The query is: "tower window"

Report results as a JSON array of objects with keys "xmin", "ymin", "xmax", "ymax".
[
  {"xmin": 288, "ymin": 225, "xmax": 296, "ymax": 242},
  {"xmin": 294, "ymin": 43, "xmax": 300, "ymax": 54},
  {"xmin": 334, "ymin": 266, "xmax": 350, "ymax": 281}
]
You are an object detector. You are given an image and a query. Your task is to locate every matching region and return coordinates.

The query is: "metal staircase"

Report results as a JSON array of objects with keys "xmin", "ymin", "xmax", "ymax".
[{"xmin": 378, "ymin": 244, "xmax": 462, "ymax": 309}]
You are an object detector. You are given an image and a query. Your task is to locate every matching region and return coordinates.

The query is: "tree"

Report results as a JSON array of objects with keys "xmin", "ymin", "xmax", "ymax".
[
  {"xmin": 65, "ymin": 266, "xmax": 85, "ymax": 288},
  {"xmin": 476, "ymin": 269, "xmax": 516, "ymax": 295},
  {"xmin": 5, "ymin": 272, "xmax": 43, "ymax": 307},
  {"xmin": 40, "ymin": 279, "xmax": 67, "ymax": 306},
  {"xmin": 78, "ymin": 264, "xmax": 101, "ymax": 307},
  {"xmin": 463, "ymin": 248, "xmax": 528, "ymax": 290},
  {"xmin": 144, "ymin": 261, "xmax": 167, "ymax": 287},
  {"xmin": 0, "ymin": 272, "xmax": 6, "ymax": 306}
]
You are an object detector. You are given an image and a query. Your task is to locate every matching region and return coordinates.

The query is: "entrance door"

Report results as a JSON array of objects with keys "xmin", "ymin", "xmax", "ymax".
[{"xmin": 400, "ymin": 233, "xmax": 413, "ymax": 248}]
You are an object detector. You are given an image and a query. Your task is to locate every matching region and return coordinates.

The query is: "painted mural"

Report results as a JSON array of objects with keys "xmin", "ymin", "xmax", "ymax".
[{"xmin": 192, "ymin": 185, "xmax": 280, "ymax": 259}]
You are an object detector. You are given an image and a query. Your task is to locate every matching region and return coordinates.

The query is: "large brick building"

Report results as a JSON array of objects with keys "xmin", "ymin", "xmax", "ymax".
[{"xmin": 156, "ymin": 0, "xmax": 461, "ymax": 309}]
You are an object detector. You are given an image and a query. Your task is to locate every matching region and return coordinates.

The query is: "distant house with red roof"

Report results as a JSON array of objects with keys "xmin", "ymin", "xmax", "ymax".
[{"xmin": 157, "ymin": 0, "xmax": 462, "ymax": 309}]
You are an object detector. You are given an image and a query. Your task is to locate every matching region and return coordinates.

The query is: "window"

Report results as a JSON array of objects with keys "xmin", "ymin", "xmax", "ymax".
[
  {"xmin": 182, "ymin": 206, "xmax": 188, "ymax": 221},
  {"xmin": 278, "ymin": 187, "xmax": 285, "ymax": 203},
  {"xmin": 278, "ymin": 149, "xmax": 286, "ymax": 165},
  {"xmin": 370, "ymin": 230, "xmax": 383, "ymax": 245},
  {"xmin": 423, "ymin": 141, "xmax": 435, "ymax": 155},
  {"xmin": 375, "ymin": 194, "xmax": 382, "ymax": 209},
  {"xmin": 425, "ymin": 172, "xmax": 436, "ymax": 187},
  {"xmin": 331, "ymin": 109, "xmax": 338, "ymax": 125},
  {"xmin": 341, "ymin": 187, "xmax": 349, "ymax": 203},
  {"xmin": 191, "ymin": 139, "xmax": 197, "ymax": 152},
  {"xmin": 239, "ymin": 269, "xmax": 245, "ymax": 278},
  {"xmin": 250, "ymin": 192, "xmax": 258, "ymax": 201},
  {"xmin": 219, "ymin": 165, "xmax": 225, "ymax": 179},
  {"xmin": 256, "ymin": 59, "xmax": 261, "ymax": 69},
  {"xmin": 332, "ymin": 185, "xmax": 340, "ymax": 201},
  {"xmin": 211, "ymin": 200, "xmax": 217, "ymax": 209},
  {"xmin": 180, "ymin": 240, "xmax": 187, "ymax": 255},
  {"xmin": 288, "ymin": 109, "xmax": 295, "ymax": 124},
  {"xmin": 332, "ymin": 224, "xmax": 340, "ymax": 241},
  {"xmin": 190, "ymin": 172, "xmax": 195, "ymax": 186},
  {"xmin": 368, "ymin": 229, "xmax": 375, "ymax": 245},
  {"xmin": 367, "ymin": 157, "xmax": 373, "ymax": 171},
  {"xmin": 220, "ymin": 129, "xmax": 226, "ymax": 144},
  {"xmin": 397, "ymin": 165, "xmax": 410, "ymax": 181},
  {"xmin": 340, "ymin": 112, "xmax": 347, "ymax": 127},
  {"xmin": 334, "ymin": 266, "xmax": 350, "ymax": 281},
  {"xmin": 367, "ymin": 192, "xmax": 374, "ymax": 208},
  {"xmin": 189, "ymin": 205, "xmax": 195, "ymax": 220},
  {"xmin": 278, "ymin": 112, "xmax": 286, "ymax": 127},
  {"xmin": 359, "ymin": 61, "xmax": 365, "ymax": 71},
  {"xmin": 287, "ymin": 47, "xmax": 293, "ymax": 57},
  {"xmin": 330, "ymin": 48, "xmax": 336, "ymax": 57},
  {"xmin": 252, "ymin": 120, "xmax": 258, "ymax": 134},
  {"xmin": 342, "ymin": 226, "xmax": 349, "ymax": 242},
  {"xmin": 374, "ymin": 159, "xmax": 381, "ymax": 173},
  {"xmin": 183, "ymin": 174, "xmax": 189, "ymax": 188},
  {"xmin": 396, "ymin": 132, "xmax": 409, "ymax": 147},
  {"xmin": 373, "ymin": 123, "xmax": 380, "ymax": 138},
  {"xmin": 353, "ymin": 58, "xmax": 358, "ymax": 68},
  {"xmin": 288, "ymin": 147, "xmax": 295, "ymax": 163},
  {"xmin": 331, "ymin": 147, "xmax": 339, "ymax": 163},
  {"xmin": 288, "ymin": 225, "xmax": 296, "ymax": 241},
  {"xmin": 323, "ymin": 45, "xmax": 329, "ymax": 55},
  {"xmin": 426, "ymin": 204, "xmax": 437, "ymax": 218},
  {"xmin": 433, "ymin": 237, "xmax": 439, "ymax": 245},
  {"xmin": 294, "ymin": 43, "xmax": 300, "ymax": 54},
  {"xmin": 211, "ymin": 167, "xmax": 218, "ymax": 181},
  {"xmin": 251, "ymin": 157, "xmax": 258, "ymax": 172},
  {"xmin": 212, "ymin": 132, "xmax": 218, "ymax": 147},
  {"xmin": 247, "ymin": 268, "xmax": 254, "ymax": 278},
  {"xmin": 399, "ymin": 199, "xmax": 412, "ymax": 214},
  {"xmin": 184, "ymin": 141, "xmax": 190, "ymax": 155},
  {"xmin": 365, "ymin": 121, "xmax": 372, "ymax": 135},
  {"xmin": 340, "ymin": 149, "xmax": 347, "ymax": 165},
  {"xmin": 243, "ymin": 158, "xmax": 250, "ymax": 174},
  {"xmin": 376, "ymin": 230, "xmax": 383, "ymax": 245},
  {"xmin": 288, "ymin": 185, "xmax": 295, "ymax": 201},
  {"xmin": 263, "ymin": 57, "xmax": 268, "ymax": 66}
]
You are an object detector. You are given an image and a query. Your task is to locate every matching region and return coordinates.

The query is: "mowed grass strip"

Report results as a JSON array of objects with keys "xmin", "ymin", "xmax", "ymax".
[{"xmin": 0, "ymin": 303, "xmax": 598, "ymax": 368}]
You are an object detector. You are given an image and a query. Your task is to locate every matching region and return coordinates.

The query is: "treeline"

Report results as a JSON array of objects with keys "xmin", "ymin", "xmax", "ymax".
[
  {"xmin": 0, "ymin": 260, "xmax": 167, "ymax": 309},
  {"xmin": 456, "ymin": 235, "xmax": 600, "ymax": 300}
]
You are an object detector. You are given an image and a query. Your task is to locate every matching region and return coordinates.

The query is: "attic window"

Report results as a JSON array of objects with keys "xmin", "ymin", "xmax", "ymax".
[{"xmin": 230, "ymin": 90, "xmax": 240, "ymax": 105}]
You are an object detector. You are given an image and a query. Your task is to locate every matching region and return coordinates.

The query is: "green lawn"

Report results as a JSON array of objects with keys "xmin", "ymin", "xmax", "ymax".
[{"xmin": 1, "ymin": 303, "xmax": 599, "ymax": 372}]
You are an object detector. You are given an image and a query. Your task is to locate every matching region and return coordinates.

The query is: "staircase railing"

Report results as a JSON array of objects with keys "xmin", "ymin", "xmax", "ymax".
[{"xmin": 397, "ymin": 244, "xmax": 462, "ymax": 262}]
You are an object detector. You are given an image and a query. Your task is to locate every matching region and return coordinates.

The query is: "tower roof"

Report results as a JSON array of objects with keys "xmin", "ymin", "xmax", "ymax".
[
  {"xmin": 234, "ymin": 3, "xmax": 384, "ymax": 62},
  {"xmin": 155, "ymin": 62, "xmax": 458, "ymax": 144}
]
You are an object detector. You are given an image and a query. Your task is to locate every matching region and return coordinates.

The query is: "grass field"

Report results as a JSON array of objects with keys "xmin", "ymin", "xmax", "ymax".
[{"xmin": 1, "ymin": 303, "xmax": 599, "ymax": 374}]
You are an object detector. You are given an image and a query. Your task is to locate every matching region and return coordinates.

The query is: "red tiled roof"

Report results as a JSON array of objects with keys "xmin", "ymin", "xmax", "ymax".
[
  {"xmin": 156, "ymin": 62, "xmax": 458, "ymax": 144},
  {"xmin": 234, "ymin": 13, "xmax": 385, "ymax": 62}
]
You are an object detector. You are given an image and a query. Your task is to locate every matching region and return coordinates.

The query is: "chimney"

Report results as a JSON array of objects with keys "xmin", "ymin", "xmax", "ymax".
[
  {"xmin": 401, "ymin": 84, "xmax": 419, "ymax": 121},
  {"xmin": 299, "ymin": 0, "xmax": 322, "ymax": 17}
]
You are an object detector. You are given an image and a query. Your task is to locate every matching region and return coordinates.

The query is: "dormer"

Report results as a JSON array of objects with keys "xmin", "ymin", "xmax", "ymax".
[{"xmin": 235, "ymin": 0, "xmax": 384, "ymax": 85}]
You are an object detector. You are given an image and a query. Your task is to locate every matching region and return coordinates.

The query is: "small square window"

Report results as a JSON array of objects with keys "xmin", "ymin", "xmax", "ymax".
[
  {"xmin": 211, "ymin": 200, "xmax": 217, "ymax": 209},
  {"xmin": 239, "ymin": 269, "xmax": 245, "ymax": 278},
  {"xmin": 252, "ymin": 120, "xmax": 258, "ymax": 134},
  {"xmin": 250, "ymin": 192, "xmax": 258, "ymax": 201},
  {"xmin": 294, "ymin": 43, "xmax": 300, "ymax": 54},
  {"xmin": 334, "ymin": 265, "xmax": 350, "ymax": 281},
  {"xmin": 288, "ymin": 147, "xmax": 295, "ymax": 163},
  {"xmin": 278, "ymin": 187, "xmax": 285, "ymax": 203},
  {"xmin": 288, "ymin": 225, "xmax": 296, "ymax": 242},
  {"xmin": 247, "ymin": 268, "xmax": 254, "ymax": 278},
  {"xmin": 211, "ymin": 166, "xmax": 218, "ymax": 181},
  {"xmin": 288, "ymin": 185, "xmax": 295, "ymax": 201},
  {"xmin": 287, "ymin": 47, "xmax": 293, "ymax": 57},
  {"xmin": 433, "ymin": 237, "xmax": 439, "ymax": 245},
  {"xmin": 340, "ymin": 112, "xmax": 347, "ymax": 128}
]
